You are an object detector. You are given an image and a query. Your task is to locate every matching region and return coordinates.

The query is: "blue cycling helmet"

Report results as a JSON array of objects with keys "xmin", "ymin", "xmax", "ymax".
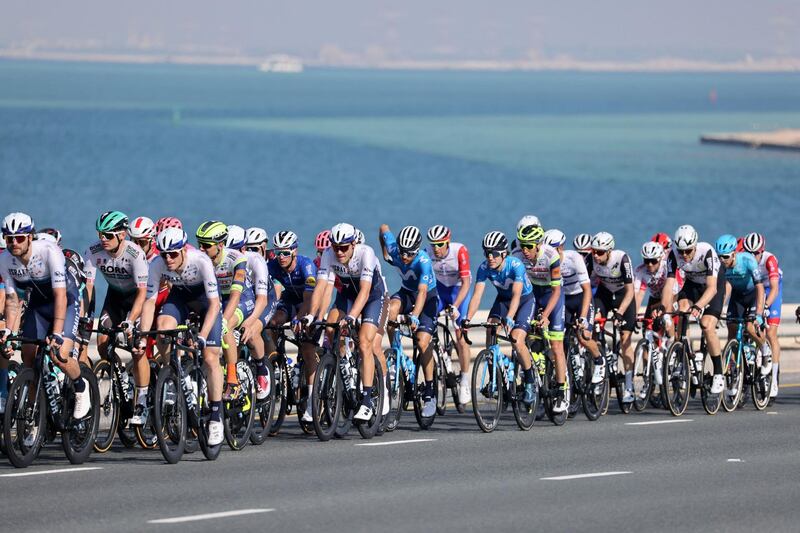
[{"xmin": 715, "ymin": 234, "xmax": 737, "ymax": 256}]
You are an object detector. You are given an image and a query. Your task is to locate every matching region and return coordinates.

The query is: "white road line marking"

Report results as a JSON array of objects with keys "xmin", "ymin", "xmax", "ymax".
[
  {"xmin": 0, "ymin": 466, "xmax": 102, "ymax": 478},
  {"xmin": 148, "ymin": 509, "xmax": 274, "ymax": 524},
  {"xmin": 356, "ymin": 438, "xmax": 437, "ymax": 447},
  {"xmin": 727, "ymin": 458, "xmax": 742, "ymax": 462},
  {"xmin": 541, "ymin": 471, "xmax": 632, "ymax": 481},
  {"xmin": 767, "ymin": 412, "xmax": 778, "ymax": 415},
  {"xmin": 625, "ymin": 419, "xmax": 694, "ymax": 426}
]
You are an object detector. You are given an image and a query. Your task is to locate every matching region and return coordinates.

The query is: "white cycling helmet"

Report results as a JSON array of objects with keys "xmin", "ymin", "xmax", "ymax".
[
  {"xmin": 674, "ymin": 225, "xmax": 698, "ymax": 251},
  {"xmin": 572, "ymin": 233, "xmax": 592, "ymax": 251},
  {"xmin": 427, "ymin": 225, "xmax": 451, "ymax": 242},
  {"xmin": 226, "ymin": 225, "xmax": 246, "ymax": 249},
  {"xmin": 641, "ymin": 241, "xmax": 664, "ymax": 260},
  {"xmin": 354, "ymin": 228, "xmax": 365, "ymax": 245},
  {"xmin": 245, "ymin": 227, "xmax": 268, "ymax": 246},
  {"xmin": 516, "ymin": 215, "xmax": 541, "ymax": 231},
  {"xmin": 36, "ymin": 232, "xmax": 57, "ymax": 244},
  {"xmin": 743, "ymin": 232, "xmax": 765, "ymax": 254},
  {"xmin": 397, "ymin": 226, "xmax": 422, "ymax": 252},
  {"xmin": 272, "ymin": 230, "xmax": 298, "ymax": 249},
  {"xmin": 157, "ymin": 227, "xmax": 188, "ymax": 252},
  {"xmin": 129, "ymin": 216, "xmax": 156, "ymax": 239},
  {"xmin": 482, "ymin": 231, "xmax": 508, "ymax": 251},
  {"xmin": 2, "ymin": 212, "xmax": 35, "ymax": 236},
  {"xmin": 543, "ymin": 229, "xmax": 566, "ymax": 248},
  {"xmin": 330, "ymin": 223, "xmax": 356, "ymax": 245},
  {"xmin": 591, "ymin": 232, "xmax": 615, "ymax": 251}
]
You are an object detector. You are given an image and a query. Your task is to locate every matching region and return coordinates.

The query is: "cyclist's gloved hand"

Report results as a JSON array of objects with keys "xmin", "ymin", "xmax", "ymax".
[
  {"xmin": 119, "ymin": 320, "xmax": 133, "ymax": 334},
  {"xmin": 301, "ymin": 314, "xmax": 315, "ymax": 327},
  {"xmin": 408, "ymin": 314, "xmax": 420, "ymax": 329},
  {"xmin": 612, "ymin": 310, "xmax": 625, "ymax": 326},
  {"xmin": 47, "ymin": 332, "xmax": 64, "ymax": 348},
  {"xmin": 344, "ymin": 315, "xmax": 357, "ymax": 328},
  {"xmin": 0, "ymin": 328, "xmax": 10, "ymax": 342},
  {"xmin": 755, "ymin": 314, "xmax": 765, "ymax": 327},
  {"xmin": 578, "ymin": 317, "xmax": 589, "ymax": 329},
  {"xmin": 445, "ymin": 305, "xmax": 460, "ymax": 321},
  {"xmin": 196, "ymin": 335, "xmax": 207, "ymax": 350},
  {"xmin": 460, "ymin": 318, "xmax": 471, "ymax": 330},
  {"xmin": 503, "ymin": 316, "xmax": 515, "ymax": 330},
  {"xmin": 662, "ymin": 313, "xmax": 672, "ymax": 328}
]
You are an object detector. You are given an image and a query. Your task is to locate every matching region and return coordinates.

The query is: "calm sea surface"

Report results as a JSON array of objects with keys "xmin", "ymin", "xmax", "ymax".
[{"xmin": 1, "ymin": 61, "xmax": 798, "ymax": 302}]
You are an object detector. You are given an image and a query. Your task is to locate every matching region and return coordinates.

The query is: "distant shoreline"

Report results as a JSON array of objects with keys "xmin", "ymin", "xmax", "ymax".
[{"xmin": 2, "ymin": 49, "xmax": 800, "ymax": 73}]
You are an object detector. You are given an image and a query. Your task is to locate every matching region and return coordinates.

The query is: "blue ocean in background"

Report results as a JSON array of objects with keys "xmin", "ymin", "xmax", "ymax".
[{"xmin": 1, "ymin": 61, "xmax": 798, "ymax": 305}]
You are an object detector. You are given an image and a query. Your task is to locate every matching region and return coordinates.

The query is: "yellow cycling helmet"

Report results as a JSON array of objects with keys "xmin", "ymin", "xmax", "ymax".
[
  {"xmin": 196, "ymin": 220, "xmax": 228, "ymax": 244},
  {"xmin": 516, "ymin": 224, "xmax": 544, "ymax": 244}
]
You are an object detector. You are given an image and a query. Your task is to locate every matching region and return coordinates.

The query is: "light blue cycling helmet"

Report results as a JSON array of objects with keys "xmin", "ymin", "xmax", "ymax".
[{"xmin": 715, "ymin": 234, "xmax": 737, "ymax": 255}]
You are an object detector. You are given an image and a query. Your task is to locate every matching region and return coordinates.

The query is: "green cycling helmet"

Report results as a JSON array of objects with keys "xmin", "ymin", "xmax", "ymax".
[
  {"xmin": 517, "ymin": 224, "xmax": 544, "ymax": 244},
  {"xmin": 96, "ymin": 211, "xmax": 129, "ymax": 233},
  {"xmin": 196, "ymin": 220, "xmax": 228, "ymax": 244}
]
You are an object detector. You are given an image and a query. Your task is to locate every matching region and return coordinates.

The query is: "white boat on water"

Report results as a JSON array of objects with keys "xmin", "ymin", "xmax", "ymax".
[{"xmin": 258, "ymin": 55, "xmax": 304, "ymax": 73}]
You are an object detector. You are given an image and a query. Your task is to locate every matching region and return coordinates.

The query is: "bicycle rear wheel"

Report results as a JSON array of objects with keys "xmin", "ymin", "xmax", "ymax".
[
  {"xmin": 544, "ymin": 356, "xmax": 567, "ymax": 426},
  {"xmin": 663, "ymin": 341, "xmax": 690, "ymax": 416},
  {"xmin": 134, "ymin": 359, "xmax": 159, "ymax": 449},
  {"xmin": 311, "ymin": 352, "xmax": 342, "ymax": 441},
  {"xmin": 357, "ymin": 355, "xmax": 384, "ymax": 439},
  {"xmin": 153, "ymin": 364, "xmax": 187, "ymax": 464},
  {"xmin": 383, "ymin": 349, "xmax": 404, "ymax": 432},
  {"xmin": 565, "ymin": 331, "xmax": 582, "ymax": 419},
  {"xmin": 224, "ymin": 360, "xmax": 256, "ymax": 450},
  {"xmin": 471, "ymin": 350, "xmax": 502, "ymax": 433},
  {"xmin": 721, "ymin": 340, "xmax": 743, "ymax": 412},
  {"xmin": 62, "ymin": 365, "xmax": 100, "ymax": 464},
  {"xmin": 193, "ymin": 365, "xmax": 221, "ymax": 460},
  {"xmin": 632, "ymin": 339, "xmax": 652, "ymax": 412},
  {"xmin": 701, "ymin": 351, "xmax": 721, "ymax": 415},
  {"xmin": 582, "ymin": 355, "xmax": 605, "ymax": 421},
  {"xmin": 92, "ymin": 359, "xmax": 119, "ymax": 453},
  {"xmin": 751, "ymin": 344, "xmax": 772, "ymax": 411},
  {"xmin": 511, "ymin": 354, "xmax": 537, "ymax": 431},
  {"xmin": 3, "ymin": 369, "xmax": 46, "ymax": 468},
  {"xmin": 267, "ymin": 352, "xmax": 288, "ymax": 436},
  {"xmin": 435, "ymin": 347, "xmax": 449, "ymax": 416},
  {"xmin": 249, "ymin": 357, "xmax": 276, "ymax": 445}
]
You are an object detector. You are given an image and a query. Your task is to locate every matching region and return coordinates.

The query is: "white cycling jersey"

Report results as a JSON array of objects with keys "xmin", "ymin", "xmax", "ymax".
[
  {"xmin": 243, "ymin": 250, "xmax": 271, "ymax": 297},
  {"xmin": 84, "ymin": 240, "xmax": 149, "ymax": 294},
  {"xmin": 427, "ymin": 242, "xmax": 471, "ymax": 288},
  {"xmin": 634, "ymin": 260, "xmax": 680, "ymax": 299},
  {"xmin": 561, "ymin": 250, "xmax": 590, "ymax": 296},
  {"xmin": 667, "ymin": 242, "xmax": 719, "ymax": 285},
  {"xmin": 146, "ymin": 248, "xmax": 219, "ymax": 300},
  {"xmin": 0, "ymin": 240, "xmax": 68, "ymax": 301},
  {"xmin": 591, "ymin": 249, "xmax": 634, "ymax": 293},
  {"xmin": 318, "ymin": 244, "xmax": 385, "ymax": 297},
  {"xmin": 512, "ymin": 243, "xmax": 562, "ymax": 288}
]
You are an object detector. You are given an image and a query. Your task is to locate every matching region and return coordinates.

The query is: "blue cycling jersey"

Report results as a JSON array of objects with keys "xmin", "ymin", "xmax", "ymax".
[
  {"xmin": 476, "ymin": 256, "xmax": 533, "ymax": 300},
  {"xmin": 724, "ymin": 252, "xmax": 762, "ymax": 294},
  {"xmin": 268, "ymin": 254, "xmax": 317, "ymax": 300},
  {"xmin": 382, "ymin": 231, "xmax": 437, "ymax": 293}
]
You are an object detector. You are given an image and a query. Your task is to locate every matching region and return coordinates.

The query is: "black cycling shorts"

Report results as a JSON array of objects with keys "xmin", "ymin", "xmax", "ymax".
[
  {"xmin": 594, "ymin": 285, "xmax": 636, "ymax": 332},
  {"xmin": 677, "ymin": 275, "xmax": 725, "ymax": 319}
]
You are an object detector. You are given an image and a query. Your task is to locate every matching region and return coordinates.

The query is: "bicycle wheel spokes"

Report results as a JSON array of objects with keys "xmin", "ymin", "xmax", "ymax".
[
  {"xmin": 92, "ymin": 359, "xmax": 119, "ymax": 453},
  {"xmin": 721, "ymin": 340, "xmax": 743, "ymax": 412},
  {"xmin": 664, "ymin": 343, "xmax": 690, "ymax": 416},
  {"xmin": 471, "ymin": 350, "xmax": 502, "ymax": 433},
  {"xmin": 383, "ymin": 349, "xmax": 403, "ymax": 432},
  {"xmin": 224, "ymin": 361, "xmax": 256, "ymax": 450}
]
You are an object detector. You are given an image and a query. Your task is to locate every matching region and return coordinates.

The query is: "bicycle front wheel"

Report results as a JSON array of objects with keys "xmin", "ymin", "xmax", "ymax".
[
  {"xmin": 511, "ymin": 354, "xmax": 537, "ymax": 431},
  {"xmin": 721, "ymin": 340, "xmax": 743, "ymax": 412},
  {"xmin": 62, "ymin": 364, "xmax": 100, "ymax": 464},
  {"xmin": 582, "ymin": 355, "xmax": 605, "ymax": 421},
  {"xmin": 663, "ymin": 342, "xmax": 690, "ymax": 416},
  {"xmin": 267, "ymin": 352, "xmax": 288, "ymax": 436},
  {"xmin": 383, "ymin": 349, "xmax": 404, "ymax": 432},
  {"xmin": 751, "ymin": 343, "xmax": 772, "ymax": 411},
  {"xmin": 92, "ymin": 359, "xmax": 120, "ymax": 453},
  {"xmin": 153, "ymin": 364, "xmax": 187, "ymax": 464},
  {"xmin": 701, "ymin": 351, "xmax": 721, "ymax": 415},
  {"xmin": 471, "ymin": 350, "xmax": 502, "ymax": 433},
  {"xmin": 224, "ymin": 360, "xmax": 256, "ymax": 450},
  {"xmin": 311, "ymin": 352, "xmax": 342, "ymax": 442},
  {"xmin": 4, "ymin": 369, "xmax": 46, "ymax": 468},
  {"xmin": 413, "ymin": 353, "xmax": 437, "ymax": 430},
  {"xmin": 632, "ymin": 339, "xmax": 652, "ymax": 412}
]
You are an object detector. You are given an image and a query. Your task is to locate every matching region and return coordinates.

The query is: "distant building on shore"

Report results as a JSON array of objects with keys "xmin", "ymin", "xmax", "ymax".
[{"xmin": 258, "ymin": 54, "xmax": 304, "ymax": 73}]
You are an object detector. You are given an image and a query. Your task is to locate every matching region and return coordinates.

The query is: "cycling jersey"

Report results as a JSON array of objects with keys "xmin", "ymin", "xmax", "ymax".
[
  {"xmin": 146, "ymin": 248, "xmax": 219, "ymax": 300},
  {"xmin": 724, "ymin": 252, "xmax": 762, "ymax": 295},
  {"xmin": 210, "ymin": 248, "xmax": 248, "ymax": 299},
  {"xmin": 382, "ymin": 231, "xmax": 437, "ymax": 293},
  {"xmin": 560, "ymin": 250, "xmax": 590, "ymax": 296},
  {"xmin": 633, "ymin": 260, "xmax": 681, "ymax": 299},
  {"xmin": 512, "ymin": 244, "xmax": 562, "ymax": 288},
  {"xmin": 667, "ymin": 242, "xmax": 719, "ymax": 285},
  {"xmin": 591, "ymin": 250, "xmax": 634, "ymax": 293},
  {"xmin": 0, "ymin": 240, "xmax": 72, "ymax": 304},
  {"xmin": 756, "ymin": 251, "xmax": 783, "ymax": 284},
  {"xmin": 428, "ymin": 242, "xmax": 470, "ymax": 288},
  {"xmin": 268, "ymin": 254, "xmax": 317, "ymax": 301},
  {"xmin": 317, "ymin": 244, "xmax": 386, "ymax": 299},
  {"xmin": 84, "ymin": 240, "xmax": 149, "ymax": 295},
  {"xmin": 476, "ymin": 256, "xmax": 532, "ymax": 300}
]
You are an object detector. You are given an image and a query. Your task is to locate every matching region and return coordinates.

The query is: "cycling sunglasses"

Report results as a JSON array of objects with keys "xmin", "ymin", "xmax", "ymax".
[
  {"xmin": 483, "ymin": 249, "xmax": 504, "ymax": 258},
  {"xmin": 160, "ymin": 250, "xmax": 181, "ymax": 259},
  {"xmin": 99, "ymin": 231, "xmax": 121, "ymax": 241},
  {"xmin": 399, "ymin": 249, "xmax": 418, "ymax": 258},
  {"xmin": 643, "ymin": 258, "xmax": 659, "ymax": 265},
  {"xmin": 198, "ymin": 241, "xmax": 217, "ymax": 250},
  {"xmin": 430, "ymin": 241, "xmax": 449, "ymax": 248},
  {"xmin": 274, "ymin": 249, "xmax": 294, "ymax": 258},
  {"xmin": 719, "ymin": 253, "xmax": 733, "ymax": 260},
  {"xmin": 332, "ymin": 244, "xmax": 352, "ymax": 253},
  {"xmin": 4, "ymin": 235, "xmax": 28, "ymax": 244}
]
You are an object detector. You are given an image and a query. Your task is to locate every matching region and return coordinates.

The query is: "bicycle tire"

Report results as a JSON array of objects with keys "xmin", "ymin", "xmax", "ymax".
[
  {"xmin": 413, "ymin": 352, "xmax": 437, "ymax": 430},
  {"xmin": 582, "ymin": 354, "xmax": 604, "ymax": 421},
  {"xmin": 565, "ymin": 330, "xmax": 582, "ymax": 419},
  {"xmin": 721, "ymin": 339, "xmax": 743, "ymax": 412},
  {"xmin": 153, "ymin": 364, "xmax": 187, "ymax": 464},
  {"xmin": 267, "ymin": 352, "xmax": 288, "ymax": 436},
  {"xmin": 192, "ymin": 364, "xmax": 221, "ymax": 460},
  {"xmin": 632, "ymin": 339, "xmax": 652, "ymax": 412},
  {"xmin": 511, "ymin": 353, "xmax": 537, "ymax": 431},
  {"xmin": 751, "ymin": 343, "xmax": 772, "ymax": 411},
  {"xmin": 383, "ymin": 349, "xmax": 404, "ymax": 432},
  {"xmin": 700, "ymin": 351, "xmax": 721, "ymax": 415},
  {"xmin": 92, "ymin": 359, "xmax": 119, "ymax": 453},
  {"xmin": 3, "ymin": 368, "xmax": 46, "ymax": 468},
  {"xmin": 311, "ymin": 352, "xmax": 342, "ymax": 441},
  {"xmin": 435, "ymin": 347, "xmax": 448, "ymax": 416},
  {"xmin": 357, "ymin": 354, "xmax": 384, "ymax": 439},
  {"xmin": 471, "ymin": 350, "xmax": 502, "ymax": 433},
  {"xmin": 224, "ymin": 360, "xmax": 256, "ymax": 450},
  {"xmin": 663, "ymin": 341, "xmax": 690, "ymax": 416},
  {"xmin": 133, "ymin": 359, "xmax": 159, "ymax": 449},
  {"xmin": 62, "ymin": 364, "xmax": 100, "ymax": 464},
  {"xmin": 545, "ymin": 356, "xmax": 568, "ymax": 426}
]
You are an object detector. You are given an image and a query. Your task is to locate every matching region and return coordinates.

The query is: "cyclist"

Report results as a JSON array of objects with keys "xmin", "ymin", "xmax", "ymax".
[
  {"xmin": 634, "ymin": 241, "xmax": 682, "ymax": 338},
  {"xmin": 589, "ymin": 231, "xmax": 636, "ymax": 403},
  {"xmin": 426, "ymin": 224, "xmax": 473, "ymax": 405},
  {"xmin": 306, "ymin": 223, "xmax": 388, "ymax": 422},
  {"xmin": 83, "ymin": 211, "xmax": 150, "ymax": 425},
  {"xmin": 743, "ymin": 232, "xmax": 783, "ymax": 398},
  {"xmin": 268, "ymin": 230, "xmax": 318, "ymax": 422},
  {"xmin": 651, "ymin": 232, "xmax": 672, "ymax": 255},
  {"xmin": 137, "ymin": 227, "xmax": 225, "ymax": 446},
  {"xmin": 197, "ymin": 221, "xmax": 272, "ymax": 401},
  {"xmin": 716, "ymin": 235, "xmax": 765, "ymax": 353},
  {"xmin": 544, "ymin": 230, "xmax": 604, "ymax": 385},
  {"xmin": 0, "ymin": 213, "xmax": 91, "ymax": 422},
  {"xmin": 380, "ymin": 224, "xmax": 439, "ymax": 417},
  {"xmin": 39, "ymin": 228, "xmax": 62, "ymax": 247},
  {"xmin": 510, "ymin": 215, "xmax": 542, "ymax": 254},
  {"xmin": 244, "ymin": 227, "xmax": 269, "ymax": 261},
  {"xmin": 313, "ymin": 230, "xmax": 331, "ymax": 269},
  {"xmin": 513, "ymin": 224, "xmax": 568, "ymax": 412},
  {"xmin": 662, "ymin": 225, "xmax": 726, "ymax": 395},
  {"xmin": 129, "ymin": 216, "xmax": 158, "ymax": 261},
  {"xmin": 154, "ymin": 216, "xmax": 183, "ymax": 237},
  {"xmin": 463, "ymin": 231, "xmax": 537, "ymax": 405}
]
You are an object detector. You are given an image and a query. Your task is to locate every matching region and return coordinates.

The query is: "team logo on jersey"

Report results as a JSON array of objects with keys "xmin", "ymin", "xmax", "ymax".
[
  {"xmin": 125, "ymin": 246, "xmax": 139, "ymax": 258},
  {"xmin": 89, "ymin": 243, "xmax": 104, "ymax": 254},
  {"xmin": 305, "ymin": 276, "xmax": 316, "ymax": 288},
  {"xmin": 492, "ymin": 277, "xmax": 515, "ymax": 290}
]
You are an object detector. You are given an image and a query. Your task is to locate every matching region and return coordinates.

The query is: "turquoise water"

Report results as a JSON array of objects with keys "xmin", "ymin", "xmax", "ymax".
[{"xmin": 1, "ymin": 61, "xmax": 798, "ymax": 301}]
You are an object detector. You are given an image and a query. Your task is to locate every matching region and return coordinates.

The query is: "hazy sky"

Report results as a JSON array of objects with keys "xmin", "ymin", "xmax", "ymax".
[{"xmin": 4, "ymin": 0, "xmax": 798, "ymax": 61}]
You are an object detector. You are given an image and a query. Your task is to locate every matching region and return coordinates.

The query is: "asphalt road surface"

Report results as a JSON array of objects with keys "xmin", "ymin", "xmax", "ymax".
[{"xmin": 3, "ymin": 377, "xmax": 799, "ymax": 533}]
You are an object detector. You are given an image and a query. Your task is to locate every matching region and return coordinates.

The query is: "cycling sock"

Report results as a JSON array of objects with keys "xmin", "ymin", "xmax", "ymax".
[
  {"xmin": 460, "ymin": 371, "xmax": 469, "ymax": 382},
  {"xmin": 523, "ymin": 367, "xmax": 535, "ymax": 384},
  {"xmin": 255, "ymin": 358, "xmax": 269, "ymax": 376},
  {"xmin": 0, "ymin": 369, "xmax": 8, "ymax": 399},
  {"xmin": 772, "ymin": 363, "xmax": 779, "ymax": 381},
  {"xmin": 210, "ymin": 400, "xmax": 222, "ymax": 422},
  {"xmin": 711, "ymin": 355, "xmax": 722, "ymax": 375},
  {"xmin": 624, "ymin": 370, "xmax": 633, "ymax": 390},
  {"xmin": 226, "ymin": 363, "xmax": 238, "ymax": 384},
  {"xmin": 424, "ymin": 381, "xmax": 433, "ymax": 399},
  {"xmin": 136, "ymin": 387, "xmax": 148, "ymax": 406},
  {"xmin": 361, "ymin": 387, "xmax": 373, "ymax": 406},
  {"xmin": 73, "ymin": 377, "xmax": 86, "ymax": 393}
]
